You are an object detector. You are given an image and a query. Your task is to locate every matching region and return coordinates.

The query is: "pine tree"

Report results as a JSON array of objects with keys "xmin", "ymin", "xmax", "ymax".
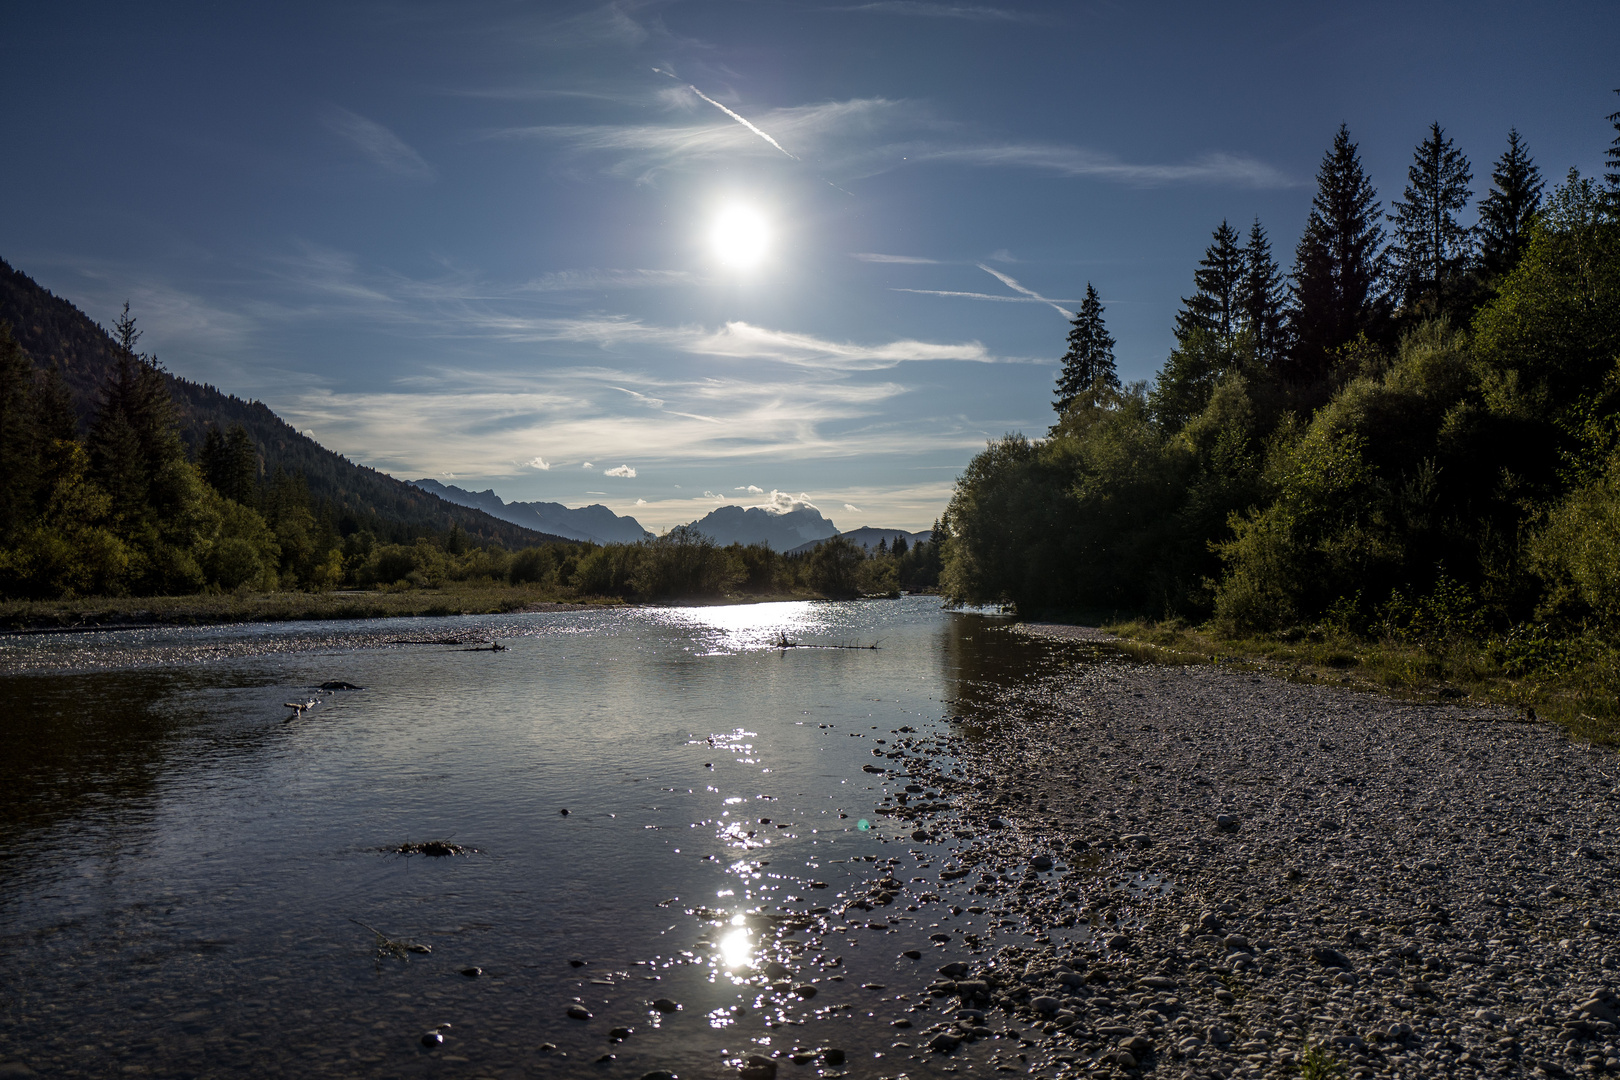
[
  {"xmin": 1477, "ymin": 129, "xmax": 1545, "ymax": 278},
  {"xmin": 1175, "ymin": 221, "xmax": 1244, "ymax": 342},
  {"xmin": 1237, "ymin": 218, "xmax": 1287, "ymax": 368},
  {"xmin": 1606, "ymin": 89, "xmax": 1620, "ymax": 213},
  {"xmin": 0, "ymin": 321, "xmax": 40, "ymax": 540},
  {"xmin": 1054, "ymin": 283, "xmax": 1119, "ymax": 413},
  {"xmin": 1388, "ymin": 122, "xmax": 1475, "ymax": 310},
  {"xmin": 1288, "ymin": 125, "xmax": 1389, "ymax": 384},
  {"xmin": 198, "ymin": 423, "xmax": 260, "ymax": 505},
  {"xmin": 89, "ymin": 304, "xmax": 189, "ymax": 525}
]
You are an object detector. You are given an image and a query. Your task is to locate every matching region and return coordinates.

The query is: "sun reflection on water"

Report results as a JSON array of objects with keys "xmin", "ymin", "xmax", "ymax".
[
  {"xmin": 718, "ymin": 918, "xmax": 753, "ymax": 970},
  {"xmin": 651, "ymin": 601, "xmax": 836, "ymax": 653}
]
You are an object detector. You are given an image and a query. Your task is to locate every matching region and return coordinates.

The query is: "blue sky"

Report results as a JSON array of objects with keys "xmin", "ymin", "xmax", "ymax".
[{"xmin": 2, "ymin": 1, "xmax": 1616, "ymax": 532}]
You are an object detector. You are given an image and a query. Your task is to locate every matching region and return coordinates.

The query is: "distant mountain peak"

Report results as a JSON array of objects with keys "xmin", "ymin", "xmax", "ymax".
[
  {"xmin": 682, "ymin": 502, "xmax": 837, "ymax": 552},
  {"xmin": 410, "ymin": 479, "xmax": 650, "ymax": 545}
]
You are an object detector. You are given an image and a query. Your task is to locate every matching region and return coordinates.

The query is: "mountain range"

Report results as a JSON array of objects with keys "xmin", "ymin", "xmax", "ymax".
[
  {"xmin": 785, "ymin": 526, "xmax": 933, "ymax": 556},
  {"xmin": 683, "ymin": 504, "xmax": 838, "ymax": 552},
  {"xmin": 409, "ymin": 479, "xmax": 651, "ymax": 544},
  {"xmin": 0, "ymin": 258, "xmax": 564, "ymax": 549}
]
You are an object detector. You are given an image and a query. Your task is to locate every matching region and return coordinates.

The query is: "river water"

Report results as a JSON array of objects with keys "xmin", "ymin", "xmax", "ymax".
[{"xmin": 0, "ymin": 597, "xmax": 1092, "ymax": 1079}]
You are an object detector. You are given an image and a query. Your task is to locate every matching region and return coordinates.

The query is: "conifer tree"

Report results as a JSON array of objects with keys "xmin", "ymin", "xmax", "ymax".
[
  {"xmin": 1388, "ymin": 122, "xmax": 1475, "ymax": 310},
  {"xmin": 199, "ymin": 423, "xmax": 260, "ymax": 505},
  {"xmin": 1175, "ymin": 221, "xmax": 1244, "ymax": 342},
  {"xmin": 89, "ymin": 304, "xmax": 190, "ymax": 526},
  {"xmin": 1054, "ymin": 283, "xmax": 1119, "ymax": 413},
  {"xmin": 0, "ymin": 322, "xmax": 39, "ymax": 541},
  {"xmin": 1288, "ymin": 125, "xmax": 1389, "ymax": 384},
  {"xmin": 1237, "ymin": 218, "xmax": 1287, "ymax": 368},
  {"xmin": 1477, "ymin": 129, "xmax": 1545, "ymax": 278},
  {"xmin": 1606, "ymin": 89, "xmax": 1620, "ymax": 213}
]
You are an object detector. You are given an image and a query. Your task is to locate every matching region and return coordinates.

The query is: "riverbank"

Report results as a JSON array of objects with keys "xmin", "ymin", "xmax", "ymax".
[
  {"xmin": 0, "ymin": 584, "xmax": 624, "ymax": 633},
  {"xmin": 842, "ymin": 621, "xmax": 1620, "ymax": 1080}
]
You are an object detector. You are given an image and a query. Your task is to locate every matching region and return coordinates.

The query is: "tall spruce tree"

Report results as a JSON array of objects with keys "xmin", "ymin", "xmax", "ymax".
[
  {"xmin": 89, "ymin": 304, "xmax": 190, "ymax": 526},
  {"xmin": 198, "ymin": 423, "xmax": 259, "ymax": 506},
  {"xmin": 1477, "ymin": 129, "xmax": 1545, "ymax": 278},
  {"xmin": 1287, "ymin": 125, "xmax": 1389, "ymax": 384},
  {"xmin": 0, "ymin": 322, "xmax": 40, "ymax": 541},
  {"xmin": 1054, "ymin": 283, "xmax": 1118, "ymax": 413},
  {"xmin": 1237, "ymin": 218, "xmax": 1287, "ymax": 369},
  {"xmin": 1388, "ymin": 122, "xmax": 1475, "ymax": 310},
  {"xmin": 1175, "ymin": 221, "xmax": 1244, "ymax": 343},
  {"xmin": 1606, "ymin": 89, "xmax": 1620, "ymax": 213}
]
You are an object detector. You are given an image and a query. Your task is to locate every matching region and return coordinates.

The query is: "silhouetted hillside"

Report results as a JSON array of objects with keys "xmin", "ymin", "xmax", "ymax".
[{"xmin": 0, "ymin": 258, "xmax": 565, "ymax": 548}]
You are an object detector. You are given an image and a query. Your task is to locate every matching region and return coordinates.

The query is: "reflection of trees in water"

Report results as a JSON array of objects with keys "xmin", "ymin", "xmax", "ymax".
[
  {"xmin": 939, "ymin": 616, "xmax": 1126, "ymax": 742},
  {"xmin": 0, "ymin": 669, "xmax": 282, "ymax": 865}
]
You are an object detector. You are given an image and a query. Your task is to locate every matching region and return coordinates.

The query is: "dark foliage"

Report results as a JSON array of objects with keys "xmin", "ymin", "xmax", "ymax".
[
  {"xmin": 1287, "ymin": 125, "xmax": 1391, "ymax": 386},
  {"xmin": 1478, "ymin": 129, "xmax": 1546, "ymax": 279},
  {"xmin": 1053, "ymin": 284, "xmax": 1118, "ymax": 413}
]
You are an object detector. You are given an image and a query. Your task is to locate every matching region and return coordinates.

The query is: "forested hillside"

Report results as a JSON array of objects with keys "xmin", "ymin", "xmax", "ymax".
[
  {"xmin": 0, "ymin": 259, "xmax": 562, "ymax": 550},
  {"xmin": 942, "ymin": 100, "xmax": 1620, "ymax": 700}
]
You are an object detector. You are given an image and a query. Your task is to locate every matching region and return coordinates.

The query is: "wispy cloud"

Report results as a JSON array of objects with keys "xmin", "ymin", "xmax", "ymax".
[
  {"xmin": 853, "ymin": 252, "xmax": 942, "ymax": 264},
  {"xmin": 517, "ymin": 268, "xmax": 695, "ymax": 292},
  {"xmin": 892, "ymin": 288, "xmax": 1069, "ymax": 304},
  {"xmin": 604, "ymin": 464, "xmax": 637, "ymax": 477},
  {"xmin": 831, "ymin": 1, "xmax": 1044, "ymax": 21},
  {"xmin": 978, "ymin": 264, "xmax": 1073, "ymax": 318},
  {"xmin": 527, "ymin": 456, "xmax": 551, "ymax": 470},
  {"xmin": 844, "ymin": 503, "xmax": 863, "ymax": 512},
  {"xmin": 319, "ymin": 106, "xmax": 435, "ymax": 180},
  {"xmin": 503, "ymin": 93, "xmax": 1292, "ymax": 189},
  {"xmin": 916, "ymin": 145, "xmax": 1292, "ymax": 187}
]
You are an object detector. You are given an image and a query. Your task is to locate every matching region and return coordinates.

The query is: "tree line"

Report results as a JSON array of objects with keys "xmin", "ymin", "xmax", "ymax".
[
  {"xmin": 0, "ymin": 317, "xmax": 943, "ymax": 603},
  {"xmin": 942, "ymin": 98, "xmax": 1620, "ymax": 660}
]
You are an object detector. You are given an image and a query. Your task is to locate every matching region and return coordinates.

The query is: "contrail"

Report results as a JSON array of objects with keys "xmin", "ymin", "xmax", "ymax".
[
  {"xmin": 979, "ymin": 264, "xmax": 1072, "ymax": 318},
  {"xmin": 686, "ymin": 85, "xmax": 798, "ymax": 160}
]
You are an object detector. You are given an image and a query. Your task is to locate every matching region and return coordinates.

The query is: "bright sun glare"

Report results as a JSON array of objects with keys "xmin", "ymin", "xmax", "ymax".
[{"xmin": 710, "ymin": 206, "xmax": 769, "ymax": 269}]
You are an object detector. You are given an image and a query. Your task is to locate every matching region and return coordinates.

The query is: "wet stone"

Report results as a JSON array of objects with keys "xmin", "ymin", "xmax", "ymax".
[{"xmin": 567, "ymin": 1005, "xmax": 592, "ymax": 1020}]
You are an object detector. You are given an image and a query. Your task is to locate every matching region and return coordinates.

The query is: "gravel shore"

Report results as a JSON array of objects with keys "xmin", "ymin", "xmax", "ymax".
[{"xmin": 851, "ymin": 622, "xmax": 1620, "ymax": 1080}]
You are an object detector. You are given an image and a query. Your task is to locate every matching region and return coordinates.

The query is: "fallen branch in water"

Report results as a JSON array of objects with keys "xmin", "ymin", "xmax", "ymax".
[
  {"xmin": 348, "ymin": 918, "xmax": 432, "ymax": 960},
  {"xmin": 771, "ymin": 632, "xmax": 879, "ymax": 650}
]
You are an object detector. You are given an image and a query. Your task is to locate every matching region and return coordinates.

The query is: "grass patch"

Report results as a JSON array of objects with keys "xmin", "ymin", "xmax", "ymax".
[
  {"xmin": 1097, "ymin": 617, "xmax": 1620, "ymax": 744},
  {"xmin": 1298, "ymin": 1042, "xmax": 1347, "ymax": 1080}
]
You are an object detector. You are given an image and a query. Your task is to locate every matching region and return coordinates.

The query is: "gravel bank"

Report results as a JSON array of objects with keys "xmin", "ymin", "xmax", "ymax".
[{"xmin": 848, "ymin": 622, "xmax": 1620, "ymax": 1080}]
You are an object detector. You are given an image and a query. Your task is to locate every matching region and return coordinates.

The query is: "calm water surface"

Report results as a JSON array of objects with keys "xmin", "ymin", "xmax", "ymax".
[{"xmin": 0, "ymin": 598, "xmax": 1075, "ymax": 1078}]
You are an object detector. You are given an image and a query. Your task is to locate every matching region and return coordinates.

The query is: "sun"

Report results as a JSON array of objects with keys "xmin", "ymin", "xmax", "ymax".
[{"xmin": 710, "ymin": 205, "xmax": 769, "ymax": 269}]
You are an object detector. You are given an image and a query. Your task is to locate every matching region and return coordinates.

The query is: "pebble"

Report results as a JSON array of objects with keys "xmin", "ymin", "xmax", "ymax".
[
  {"xmin": 874, "ymin": 622, "xmax": 1620, "ymax": 1080},
  {"xmin": 738, "ymin": 1053, "xmax": 777, "ymax": 1080},
  {"xmin": 419, "ymin": 1031, "xmax": 442, "ymax": 1048},
  {"xmin": 460, "ymin": 966, "xmax": 482, "ymax": 977},
  {"xmin": 651, "ymin": 997, "xmax": 681, "ymax": 1012},
  {"xmin": 566, "ymin": 1005, "xmax": 592, "ymax": 1020}
]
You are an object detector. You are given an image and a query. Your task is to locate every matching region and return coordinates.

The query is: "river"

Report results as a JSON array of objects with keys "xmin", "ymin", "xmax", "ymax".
[{"xmin": 0, "ymin": 596, "xmax": 1089, "ymax": 1079}]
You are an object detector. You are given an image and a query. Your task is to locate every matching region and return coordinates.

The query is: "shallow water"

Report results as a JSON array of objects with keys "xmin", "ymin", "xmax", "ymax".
[{"xmin": 0, "ymin": 597, "xmax": 1088, "ymax": 1078}]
